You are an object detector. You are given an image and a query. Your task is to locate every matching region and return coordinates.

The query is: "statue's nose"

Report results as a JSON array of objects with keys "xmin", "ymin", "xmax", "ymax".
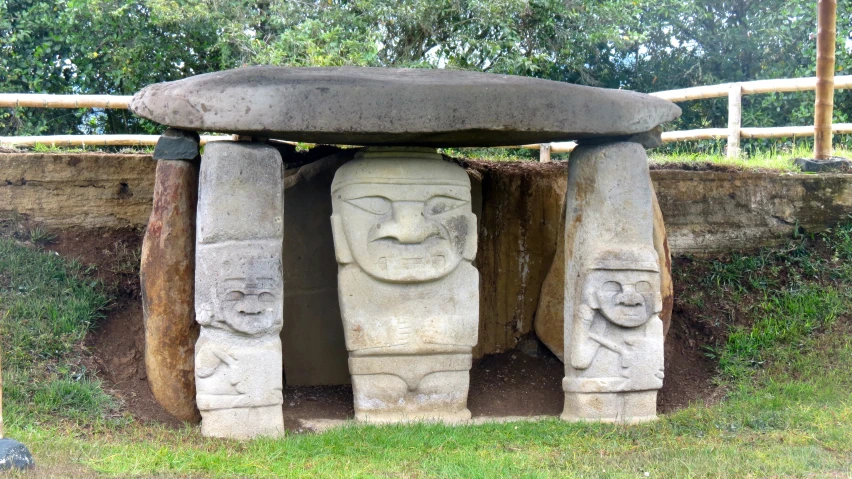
[
  {"xmin": 374, "ymin": 202, "xmax": 441, "ymax": 244},
  {"xmin": 616, "ymin": 285, "xmax": 644, "ymax": 306},
  {"xmin": 237, "ymin": 296, "xmax": 264, "ymax": 314}
]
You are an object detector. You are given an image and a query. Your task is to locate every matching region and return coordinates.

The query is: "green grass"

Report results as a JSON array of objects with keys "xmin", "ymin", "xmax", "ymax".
[
  {"xmin": 24, "ymin": 143, "xmax": 154, "ymax": 154},
  {"xmin": 6, "ymin": 325, "xmax": 851, "ymax": 478},
  {"xmin": 2, "ymin": 222, "xmax": 852, "ymax": 477},
  {"xmin": 650, "ymin": 144, "xmax": 852, "ymax": 172},
  {"xmin": 0, "ymin": 237, "xmax": 117, "ymax": 425}
]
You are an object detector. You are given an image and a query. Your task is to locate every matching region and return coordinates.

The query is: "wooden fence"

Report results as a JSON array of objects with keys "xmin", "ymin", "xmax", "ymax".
[{"xmin": 2, "ymin": 75, "xmax": 851, "ymax": 160}]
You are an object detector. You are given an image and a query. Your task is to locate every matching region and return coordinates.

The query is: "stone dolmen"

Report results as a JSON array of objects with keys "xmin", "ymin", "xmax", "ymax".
[{"xmin": 130, "ymin": 66, "xmax": 680, "ymax": 438}]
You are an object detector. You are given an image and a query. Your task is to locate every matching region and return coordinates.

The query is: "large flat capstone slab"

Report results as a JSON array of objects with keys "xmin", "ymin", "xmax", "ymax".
[{"xmin": 129, "ymin": 66, "xmax": 681, "ymax": 147}]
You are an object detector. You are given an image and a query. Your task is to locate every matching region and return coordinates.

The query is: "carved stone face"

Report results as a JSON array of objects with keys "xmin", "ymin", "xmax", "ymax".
[
  {"xmin": 331, "ymin": 149, "xmax": 477, "ymax": 283},
  {"xmin": 216, "ymin": 275, "xmax": 281, "ymax": 335},
  {"xmin": 197, "ymin": 245, "xmax": 284, "ymax": 336},
  {"xmin": 584, "ymin": 269, "xmax": 661, "ymax": 328}
]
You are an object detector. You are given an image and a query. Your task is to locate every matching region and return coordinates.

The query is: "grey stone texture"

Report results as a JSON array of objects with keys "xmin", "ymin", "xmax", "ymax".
[
  {"xmin": 793, "ymin": 156, "xmax": 852, "ymax": 172},
  {"xmin": 194, "ymin": 142, "xmax": 285, "ymax": 438},
  {"xmin": 152, "ymin": 128, "xmax": 201, "ymax": 161},
  {"xmin": 196, "ymin": 142, "xmax": 284, "ymax": 245},
  {"xmin": 0, "ymin": 438, "xmax": 34, "ymax": 470},
  {"xmin": 561, "ymin": 142, "xmax": 664, "ymax": 424},
  {"xmin": 129, "ymin": 66, "xmax": 681, "ymax": 147},
  {"xmin": 331, "ymin": 148, "xmax": 479, "ymax": 423}
]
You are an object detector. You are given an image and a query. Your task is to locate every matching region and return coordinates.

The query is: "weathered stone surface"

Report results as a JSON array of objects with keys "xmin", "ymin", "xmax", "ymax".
[
  {"xmin": 650, "ymin": 170, "xmax": 852, "ymax": 255},
  {"xmin": 0, "ymin": 153, "xmax": 155, "ymax": 229},
  {"xmin": 282, "ymin": 152, "xmax": 354, "ymax": 386},
  {"xmin": 196, "ymin": 142, "xmax": 284, "ymax": 245},
  {"xmin": 560, "ymin": 142, "xmax": 664, "ymax": 423},
  {"xmin": 535, "ymin": 191, "xmax": 672, "ymax": 361},
  {"xmin": 129, "ymin": 66, "xmax": 681, "ymax": 147},
  {"xmin": 140, "ymin": 159, "xmax": 200, "ymax": 423},
  {"xmin": 793, "ymin": 156, "xmax": 852, "ymax": 172},
  {"xmin": 331, "ymin": 148, "xmax": 478, "ymax": 423},
  {"xmin": 153, "ymin": 128, "xmax": 200, "ymax": 161},
  {"xmin": 195, "ymin": 142, "xmax": 285, "ymax": 439},
  {"xmin": 0, "ymin": 439, "xmax": 34, "ymax": 471}
]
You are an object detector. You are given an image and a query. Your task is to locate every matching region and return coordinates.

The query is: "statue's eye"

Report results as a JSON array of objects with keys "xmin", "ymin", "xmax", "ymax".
[
  {"xmin": 225, "ymin": 291, "xmax": 245, "ymax": 301},
  {"xmin": 601, "ymin": 281, "xmax": 622, "ymax": 293},
  {"xmin": 424, "ymin": 196, "xmax": 468, "ymax": 215},
  {"xmin": 346, "ymin": 196, "xmax": 392, "ymax": 215},
  {"xmin": 258, "ymin": 292, "xmax": 275, "ymax": 302},
  {"xmin": 635, "ymin": 281, "xmax": 653, "ymax": 293}
]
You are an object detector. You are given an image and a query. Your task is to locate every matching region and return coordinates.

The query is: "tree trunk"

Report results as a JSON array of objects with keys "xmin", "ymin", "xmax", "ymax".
[{"xmin": 814, "ymin": 0, "xmax": 837, "ymax": 160}]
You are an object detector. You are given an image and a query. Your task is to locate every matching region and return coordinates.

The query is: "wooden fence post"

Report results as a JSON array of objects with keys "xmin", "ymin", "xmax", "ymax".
[
  {"xmin": 727, "ymin": 83, "xmax": 743, "ymax": 158},
  {"xmin": 539, "ymin": 143, "xmax": 552, "ymax": 162},
  {"xmin": 815, "ymin": 0, "xmax": 837, "ymax": 160}
]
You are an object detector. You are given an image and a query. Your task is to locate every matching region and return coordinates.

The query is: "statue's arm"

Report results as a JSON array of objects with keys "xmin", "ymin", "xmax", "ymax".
[{"xmin": 570, "ymin": 304, "xmax": 601, "ymax": 370}]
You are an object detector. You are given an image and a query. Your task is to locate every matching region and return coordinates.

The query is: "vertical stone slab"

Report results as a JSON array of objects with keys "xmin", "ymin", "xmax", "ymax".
[
  {"xmin": 561, "ymin": 142, "xmax": 664, "ymax": 423},
  {"xmin": 141, "ymin": 159, "xmax": 200, "ymax": 423},
  {"xmin": 331, "ymin": 148, "xmax": 479, "ymax": 423},
  {"xmin": 194, "ymin": 142, "xmax": 285, "ymax": 439}
]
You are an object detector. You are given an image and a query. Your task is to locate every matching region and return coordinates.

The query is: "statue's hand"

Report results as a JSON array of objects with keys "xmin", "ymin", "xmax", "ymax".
[{"xmin": 196, "ymin": 304, "xmax": 214, "ymax": 326}]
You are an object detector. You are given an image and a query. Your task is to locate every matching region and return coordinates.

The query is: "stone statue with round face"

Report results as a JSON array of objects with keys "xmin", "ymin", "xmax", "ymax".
[
  {"xmin": 194, "ymin": 241, "xmax": 285, "ymax": 438},
  {"xmin": 331, "ymin": 147, "xmax": 479, "ymax": 423},
  {"xmin": 563, "ymin": 246, "xmax": 664, "ymax": 423}
]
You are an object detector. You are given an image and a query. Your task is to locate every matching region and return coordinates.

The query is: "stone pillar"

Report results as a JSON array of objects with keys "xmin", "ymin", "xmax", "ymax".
[
  {"xmin": 330, "ymin": 147, "xmax": 479, "ymax": 423},
  {"xmin": 140, "ymin": 128, "xmax": 201, "ymax": 423},
  {"xmin": 194, "ymin": 141, "xmax": 285, "ymax": 438},
  {"xmin": 561, "ymin": 142, "xmax": 664, "ymax": 424}
]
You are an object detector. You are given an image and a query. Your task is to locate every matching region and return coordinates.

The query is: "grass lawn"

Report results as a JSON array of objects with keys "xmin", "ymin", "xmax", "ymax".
[
  {"xmin": 649, "ymin": 145, "xmax": 852, "ymax": 172},
  {"xmin": 2, "ymin": 220, "xmax": 852, "ymax": 477}
]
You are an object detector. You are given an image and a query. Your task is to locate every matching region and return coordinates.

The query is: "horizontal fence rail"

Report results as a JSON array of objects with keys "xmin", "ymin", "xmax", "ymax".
[
  {"xmin": 0, "ymin": 93, "xmax": 132, "ymax": 109},
  {"xmin": 0, "ymin": 134, "xmax": 238, "ymax": 148},
  {"xmin": 1, "ymin": 75, "xmax": 851, "ymax": 160}
]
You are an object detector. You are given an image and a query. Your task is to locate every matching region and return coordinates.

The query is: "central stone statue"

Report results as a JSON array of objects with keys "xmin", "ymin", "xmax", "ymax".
[{"xmin": 330, "ymin": 147, "xmax": 479, "ymax": 423}]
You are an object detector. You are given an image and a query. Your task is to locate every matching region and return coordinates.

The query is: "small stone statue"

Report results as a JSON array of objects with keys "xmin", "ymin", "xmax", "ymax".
[
  {"xmin": 194, "ymin": 142, "xmax": 285, "ymax": 438},
  {"xmin": 331, "ymin": 147, "xmax": 479, "ymax": 423},
  {"xmin": 195, "ymin": 244, "xmax": 284, "ymax": 437},
  {"xmin": 563, "ymin": 247, "xmax": 664, "ymax": 422},
  {"xmin": 561, "ymin": 142, "xmax": 666, "ymax": 423}
]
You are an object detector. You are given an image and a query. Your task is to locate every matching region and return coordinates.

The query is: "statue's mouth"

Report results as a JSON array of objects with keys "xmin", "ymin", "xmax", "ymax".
[{"xmin": 377, "ymin": 254, "xmax": 446, "ymax": 272}]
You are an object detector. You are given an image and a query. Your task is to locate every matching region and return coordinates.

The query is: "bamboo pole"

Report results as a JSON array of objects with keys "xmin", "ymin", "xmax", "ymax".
[
  {"xmin": 660, "ymin": 129, "xmax": 730, "ymax": 142},
  {"xmin": 727, "ymin": 84, "xmax": 743, "ymax": 157},
  {"xmin": 0, "ymin": 93, "xmax": 132, "ymax": 109},
  {"xmin": 0, "ymin": 134, "xmax": 237, "ymax": 147},
  {"xmin": 650, "ymin": 75, "xmax": 852, "ymax": 102},
  {"xmin": 815, "ymin": 0, "xmax": 838, "ymax": 159}
]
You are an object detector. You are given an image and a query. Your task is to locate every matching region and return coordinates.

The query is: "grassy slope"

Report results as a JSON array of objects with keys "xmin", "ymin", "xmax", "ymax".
[
  {"xmin": 650, "ymin": 145, "xmax": 852, "ymax": 172},
  {"xmin": 1, "ymin": 222, "xmax": 852, "ymax": 478}
]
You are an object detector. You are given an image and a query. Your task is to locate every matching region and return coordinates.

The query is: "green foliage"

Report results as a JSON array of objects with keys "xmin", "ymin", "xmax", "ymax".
[
  {"xmin": 0, "ymin": 237, "xmax": 116, "ymax": 424},
  {"xmin": 2, "ymin": 0, "xmax": 851, "ymax": 147}
]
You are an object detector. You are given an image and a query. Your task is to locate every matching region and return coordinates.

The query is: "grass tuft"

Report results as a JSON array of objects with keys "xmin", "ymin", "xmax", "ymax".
[{"xmin": 0, "ymin": 237, "xmax": 116, "ymax": 426}]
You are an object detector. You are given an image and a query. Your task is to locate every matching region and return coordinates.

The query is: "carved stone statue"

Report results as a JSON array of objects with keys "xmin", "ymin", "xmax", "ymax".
[
  {"xmin": 561, "ymin": 142, "xmax": 666, "ymax": 423},
  {"xmin": 330, "ymin": 147, "xmax": 479, "ymax": 423},
  {"xmin": 563, "ymin": 247, "xmax": 664, "ymax": 422},
  {"xmin": 194, "ymin": 142, "xmax": 285, "ymax": 438}
]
